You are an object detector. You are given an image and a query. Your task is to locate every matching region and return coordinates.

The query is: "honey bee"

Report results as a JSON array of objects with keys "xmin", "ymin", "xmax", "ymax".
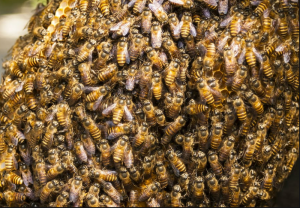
[
  {"xmin": 77, "ymin": 39, "xmax": 96, "ymax": 63},
  {"xmin": 245, "ymin": 91, "xmax": 264, "ymax": 115},
  {"xmin": 142, "ymin": 100, "xmax": 156, "ymax": 126},
  {"xmin": 198, "ymin": 126, "xmax": 209, "ymax": 152},
  {"xmin": 205, "ymin": 173, "xmax": 221, "ymax": 202},
  {"xmin": 40, "ymin": 180, "xmax": 58, "ymax": 204},
  {"xmin": 35, "ymin": 158, "xmax": 47, "ymax": 186},
  {"xmin": 96, "ymin": 139, "xmax": 111, "ymax": 167},
  {"xmin": 145, "ymin": 47, "xmax": 164, "ymax": 70},
  {"xmin": 100, "ymin": 180, "xmax": 123, "ymax": 204},
  {"xmin": 139, "ymin": 181, "xmax": 160, "ymax": 202},
  {"xmin": 233, "ymin": 97, "xmax": 247, "ymax": 122},
  {"xmin": 174, "ymin": 12, "xmax": 196, "ymax": 39},
  {"xmin": 107, "ymin": 122, "xmax": 134, "ymax": 140},
  {"xmin": 148, "ymin": 0, "xmax": 168, "ymax": 25},
  {"xmin": 138, "ymin": 8, "xmax": 152, "ymax": 34},
  {"xmin": 166, "ymin": 149, "xmax": 186, "ymax": 174},
  {"xmin": 85, "ymin": 85, "xmax": 111, "ymax": 111},
  {"xmin": 164, "ymin": 115, "xmax": 186, "ymax": 138},
  {"xmin": 218, "ymin": 136, "xmax": 235, "ymax": 162},
  {"xmin": 53, "ymin": 191, "xmax": 69, "ymax": 207},
  {"xmin": 196, "ymin": 78, "xmax": 214, "ymax": 105},
  {"xmin": 289, "ymin": 12, "xmax": 299, "ymax": 42},
  {"xmin": 2, "ymin": 79, "xmax": 24, "ymax": 101},
  {"xmin": 41, "ymin": 121, "xmax": 59, "ymax": 149},
  {"xmin": 166, "ymin": 92, "xmax": 184, "ymax": 118},
  {"xmin": 132, "ymin": 122, "xmax": 149, "ymax": 147},
  {"xmin": 82, "ymin": 116, "xmax": 102, "ymax": 142},
  {"xmin": 111, "ymin": 16, "xmax": 135, "ymax": 38},
  {"xmin": 164, "ymin": 59, "xmax": 180, "ymax": 87}
]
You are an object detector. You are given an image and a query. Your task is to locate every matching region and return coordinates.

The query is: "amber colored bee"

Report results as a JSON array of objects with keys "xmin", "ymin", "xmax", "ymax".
[
  {"xmin": 185, "ymin": 99, "xmax": 208, "ymax": 115},
  {"xmin": 98, "ymin": 0, "xmax": 110, "ymax": 16},
  {"xmin": 174, "ymin": 12, "xmax": 196, "ymax": 39},
  {"xmin": 139, "ymin": 8, "xmax": 152, "ymax": 34},
  {"xmin": 77, "ymin": 39, "xmax": 96, "ymax": 63},
  {"xmin": 129, "ymin": 34, "xmax": 144, "ymax": 61},
  {"xmin": 3, "ymin": 190, "xmax": 26, "ymax": 207},
  {"xmin": 218, "ymin": 136, "xmax": 235, "ymax": 162},
  {"xmin": 164, "ymin": 116, "xmax": 186, "ymax": 138},
  {"xmin": 166, "ymin": 92, "xmax": 183, "ymax": 118},
  {"xmin": 196, "ymin": 78, "xmax": 214, "ymax": 105},
  {"xmin": 207, "ymin": 151, "xmax": 223, "ymax": 178},
  {"xmin": 40, "ymin": 121, "xmax": 58, "ymax": 149},
  {"xmin": 155, "ymin": 161, "xmax": 168, "ymax": 189},
  {"xmin": 4, "ymin": 171, "xmax": 23, "ymax": 185},
  {"xmin": 289, "ymin": 12, "xmax": 299, "ymax": 42},
  {"xmin": 196, "ymin": 126, "xmax": 208, "ymax": 152},
  {"xmin": 139, "ymin": 181, "xmax": 160, "ymax": 202},
  {"xmin": 148, "ymin": 0, "xmax": 168, "ymax": 25},
  {"xmin": 162, "ymin": 37, "xmax": 180, "ymax": 59},
  {"xmin": 150, "ymin": 21, "xmax": 162, "ymax": 49},
  {"xmin": 46, "ymin": 162, "xmax": 66, "ymax": 181},
  {"xmin": 35, "ymin": 158, "xmax": 47, "ymax": 186},
  {"xmin": 166, "ymin": 149, "xmax": 186, "ymax": 173},
  {"xmin": 40, "ymin": 180, "xmax": 58, "ymax": 204},
  {"xmin": 145, "ymin": 47, "xmax": 164, "ymax": 71},
  {"xmin": 245, "ymin": 91, "xmax": 264, "ymax": 115},
  {"xmin": 98, "ymin": 63, "xmax": 118, "ymax": 83},
  {"xmin": 88, "ymin": 167, "xmax": 117, "ymax": 183},
  {"xmin": 82, "ymin": 116, "xmax": 102, "ymax": 142},
  {"xmin": 115, "ymin": 37, "xmax": 130, "ymax": 66},
  {"xmin": 242, "ymin": 134, "xmax": 256, "ymax": 165},
  {"xmin": 141, "ymin": 100, "xmax": 155, "ymax": 126},
  {"xmin": 205, "ymin": 173, "xmax": 220, "ymax": 202},
  {"xmin": 164, "ymin": 59, "xmax": 180, "ymax": 87},
  {"xmin": 229, "ymin": 12, "xmax": 243, "ymax": 37},
  {"xmin": 128, "ymin": 166, "xmax": 141, "ymax": 184}
]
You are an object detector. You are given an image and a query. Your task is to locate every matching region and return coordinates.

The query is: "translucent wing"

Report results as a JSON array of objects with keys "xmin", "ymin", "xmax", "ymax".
[
  {"xmin": 283, "ymin": 50, "xmax": 291, "ymax": 63},
  {"xmin": 110, "ymin": 21, "xmax": 124, "ymax": 31},
  {"xmin": 45, "ymin": 108, "xmax": 58, "ymax": 122},
  {"xmin": 124, "ymin": 106, "xmax": 133, "ymax": 121},
  {"xmin": 170, "ymin": 162, "xmax": 181, "ymax": 177},
  {"xmin": 190, "ymin": 23, "xmax": 197, "ymax": 37},
  {"xmin": 102, "ymin": 103, "xmax": 117, "ymax": 116},
  {"xmin": 84, "ymin": 86, "xmax": 100, "ymax": 93},
  {"xmin": 253, "ymin": 47, "xmax": 263, "ymax": 63},
  {"xmin": 238, "ymin": 47, "xmax": 246, "ymax": 64},
  {"xmin": 220, "ymin": 15, "xmax": 233, "ymax": 27},
  {"xmin": 121, "ymin": 22, "xmax": 131, "ymax": 36},
  {"xmin": 204, "ymin": 0, "xmax": 218, "ymax": 6},
  {"xmin": 15, "ymin": 82, "xmax": 24, "ymax": 92},
  {"xmin": 45, "ymin": 42, "xmax": 57, "ymax": 58},
  {"xmin": 128, "ymin": 0, "xmax": 137, "ymax": 7},
  {"xmin": 93, "ymin": 95, "xmax": 104, "ymax": 111},
  {"xmin": 124, "ymin": 147, "xmax": 134, "ymax": 168},
  {"xmin": 169, "ymin": 0, "xmax": 184, "ymax": 5},
  {"xmin": 173, "ymin": 21, "xmax": 183, "ymax": 36},
  {"xmin": 159, "ymin": 51, "xmax": 168, "ymax": 63}
]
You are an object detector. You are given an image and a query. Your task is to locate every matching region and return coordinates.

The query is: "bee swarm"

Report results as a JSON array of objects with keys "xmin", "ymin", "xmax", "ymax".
[{"xmin": 0, "ymin": 0, "xmax": 299, "ymax": 207}]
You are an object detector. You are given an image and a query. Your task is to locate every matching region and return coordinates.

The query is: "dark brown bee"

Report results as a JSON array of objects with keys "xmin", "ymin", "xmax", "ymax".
[
  {"xmin": 205, "ymin": 173, "xmax": 220, "ymax": 202},
  {"xmin": 139, "ymin": 62, "xmax": 153, "ymax": 101},
  {"xmin": 139, "ymin": 181, "xmax": 160, "ymax": 202},
  {"xmin": 218, "ymin": 136, "xmax": 235, "ymax": 162}
]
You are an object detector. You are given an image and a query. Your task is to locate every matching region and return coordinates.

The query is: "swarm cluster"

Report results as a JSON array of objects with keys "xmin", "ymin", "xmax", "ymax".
[{"xmin": 0, "ymin": 0, "xmax": 299, "ymax": 207}]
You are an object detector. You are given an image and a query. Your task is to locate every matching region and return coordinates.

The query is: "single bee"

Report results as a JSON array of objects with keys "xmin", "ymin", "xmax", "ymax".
[
  {"xmin": 205, "ymin": 173, "xmax": 221, "ymax": 202},
  {"xmin": 99, "ymin": 194, "xmax": 118, "ymax": 207},
  {"xmin": 98, "ymin": 0, "xmax": 110, "ymax": 16},
  {"xmin": 218, "ymin": 136, "xmax": 235, "ymax": 162},
  {"xmin": 233, "ymin": 97, "xmax": 247, "ymax": 122},
  {"xmin": 81, "ymin": 133, "xmax": 96, "ymax": 157},
  {"xmin": 53, "ymin": 191, "xmax": 69, "ymax": 207},
  {"xmin": 242, "ymin": 134, "xmax": 256, "ymax": 165},
  {"xmin": 129, "ymin": 34, "xmax": 144, "ymax": 61},
  {"xmin": 85, "ymin": 85, "xmax": 111, "ymax": 111},
  {"xmin": 196, "ymin": 78, "xmax": 214, "ymax": 105},
  {"xmin": 164, "ymin": 59, "xmax": 181, "ymax": 87},
  {"xmin": 82, "ymin": 116, "xmax": 102, "ymax": 142},
  {"xmin": 166, "ymin": 92, "xmax": 184, "ymax": 118},
  {"xmin": 145, "ymin": 47, "xmax": 164, "ymax": 70},
  {"xmin": 142, "ymin": 100, "xmax": 156, "ymax": 126},
  {"xmin": 100, "ymin": 180, "xmax": 123, "ymax": 204},
  {"xmin": 166, "ymin": 149, "xmax": 186, "ymax": 174},
  {"xmin": 148, "ymin": 0, "xmax": 168, "ymax": 25},
  {"xmin": 210, "ymin": 122, "xmax": 223, "ymax": 150},
  {"xmin": 207, "ymin": 151, "xmax": 223, "ymax": 178},
  {"xmin": 35, "ymin": 158, "xmax": 47, "ymax": 186},
  {"xmin": 77, "ymin": 39, "xmax": 96, "ymax": 63},
  {"xmin": 245, "ymin": 91, "xmax": 264, "ymax": 115},
  {"xmin": 164, "ymin": 115, "xmax": 186, "ymax": 138},
  {"xmin": 41, "ymin": 121, "xmax": 59, "ymax": 149},
  {"xmin": 40, "ymin": 180, "xmax": 57, "ymax": 204},
  {"xmin": 111, "ymin": 16, "xmax": 135, "ymax": 38},
  {"xmin": 139, "ymin": 181, "xmax": 160, "ymax": 202},
  {"xmin": 115, "ymin": 37, "xmax": 130, "ymax": 66},
  {"xmin": 118, "ymin": 166, "xmax": 134, "ymax": 190},
  {"xmin": 107, "ymin": 122, "xmax": 134, "ymax": 140},
  {"xmin": 174, "ymin": 12, "xmax": 196, "ymax": 38}
]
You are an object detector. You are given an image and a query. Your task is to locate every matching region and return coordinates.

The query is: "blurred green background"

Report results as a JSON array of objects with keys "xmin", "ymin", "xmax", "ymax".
[{"xmin": 0, "ymin": 1, "xmax": 298, "ymax": 207}]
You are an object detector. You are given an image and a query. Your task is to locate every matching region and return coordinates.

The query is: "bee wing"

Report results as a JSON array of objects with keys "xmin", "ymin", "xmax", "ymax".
[
  {"xmin": 124, "ymin": 147, "xmax": 134, "ymax": 168},
  {"xmin": 218, "ymin": 0, "xmax": 228, "ymax": 15},
  {"xmin": 196, "ymin": 42, "xmax": 207, "ymax": 57},
  {"xmin": 238, "ymin": 47, "xmax": 246, "ymax": 64},
  {"xmin": 263, "ymin": 8, "xmax": 270, "ymax": 18},
  {"xmin": 128, "ymin": 0, "xmax": 137, "ymax": 7},
  {"xmin": 283, "ymin": 49, "xmax": 291, "ymax": 63},
  {"xmin": 204, "ymin": 0, "xmax": 217, "ymax": 6},
  {"xmin": 123, "ymin": 47, "xmax": 130, "ymax": 64},
  {"xmin": 93, "ymin": 95, "xmax": 105, "ymax": 111},
  {"xmin": 220, "ymin": 15, "xmax": 233, "ymax": 27},
  {"xmin": 173, "ymin": 21, "xmax": 183, "ymax": 36},
  {"xmin": 124, "ymin": 105, "xmax": 133, "ymax": 121},
  {"xmin": 170, "ymin": 162, "xmax": 181, "ymax": 177},
  {"xmin": 121, "ymin": 22, "xmax": 131, "ymax": 36},
  {"xmin": 189, "ymin": 22, "xmax": 197, "ymax": 37},
  {"xmin": 159, "ymin": 51, "xmax": 168, "ymax": 63},
  {"xmin": 110, "ymin": 21, "xmax": 124, "ymax": 31},
  {"xmin": 126, "ymin": 76, "xmax": 135, "ymax": 91},
  {"xmin": 252, "ymin": 48, "xmax": 263, "ymax": 63},
  {"xmin": 102, "ymin": 103, "xmax": 117, "ymax": 116},
  {"xmin": 15, "ymin": 81, "xmax": 24, "ymax": 92},
  {"xmin": 45, "ymin": 42, "xmax": 57, "ymax": 57},
  {"xmin": 45, "ymin": 108, "xmax": 58, "ymax": 122},
  {"xmin": 168, "ymin": 0, "xmax": 184, "ymax": 5},
  {"xmin": 84, "ymin": 86, "xmax": 100, "ymax": 93}
]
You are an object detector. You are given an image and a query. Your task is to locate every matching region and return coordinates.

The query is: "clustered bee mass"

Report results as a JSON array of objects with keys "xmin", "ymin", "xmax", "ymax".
[{"xmin": 0, "ymin": 0, "xmax": 299, "ymax": 207}]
